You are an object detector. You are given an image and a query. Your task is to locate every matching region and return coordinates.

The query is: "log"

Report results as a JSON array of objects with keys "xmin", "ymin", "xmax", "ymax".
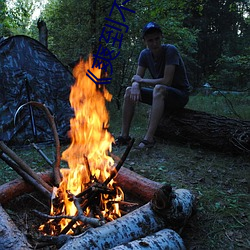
[
  {"xmin": 114, "ymin": 166, "xmax": 162, "ymax": 203},
  {"xmin": 155, "ymin": 108, "xmax": 250, "ymax": 154},
  {"xmin": 0, "ymin": 204, "xmax": 32, "ymax": 249},
  {"xmin": 0, "ymin": 171, "xmax": 53, "ymax": 205},
  {"xmin": 110, "ymin": 228, "xmax": 185, "ymax": 250},
  {"xmin": 59, "ymin": 187, "xmax": 195, "ymax": 250},
  {"xmin": 0, "ymin": 167, "xmax": 159, "ymax": 205}
]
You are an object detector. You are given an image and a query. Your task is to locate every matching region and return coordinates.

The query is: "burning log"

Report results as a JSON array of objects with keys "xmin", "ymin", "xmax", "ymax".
[
  {"xmin": 156, "ymin": 108, "xmax": 250, "ymax": 154},
  {"xmin": 59, "ymin": 185, "xmax": 195, "ymax": 250},
  {"xmin": 0, "ymin": 204, "xmax": 32, "ymax": 249},
  {"xmin": 110, "ymin": 228, "xmax": 186, "ymax": 250}
]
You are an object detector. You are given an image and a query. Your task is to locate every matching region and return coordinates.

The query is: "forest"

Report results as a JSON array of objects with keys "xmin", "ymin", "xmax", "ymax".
[
  {"xmin": 1, "ymin": 0, "xmax": 249, "ymax": 100},
  {"xmin": 0, "ymin": 1, "xmax": 250, "ymax": 249}
]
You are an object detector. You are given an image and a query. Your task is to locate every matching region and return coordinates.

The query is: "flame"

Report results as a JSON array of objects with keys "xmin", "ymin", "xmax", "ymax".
[{"xmin": 41, "ymin": 56, "xmax": 123, "ymax": 235}]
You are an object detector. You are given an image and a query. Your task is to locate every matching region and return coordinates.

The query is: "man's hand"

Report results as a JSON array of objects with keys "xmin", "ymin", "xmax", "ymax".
[
  {"xmin": 130, "ymin": 82, "xmax": 141, "ymax": 102},
  {"xmin": 131, "ymin": 74, "xmax": 142, "ymax": 83}
]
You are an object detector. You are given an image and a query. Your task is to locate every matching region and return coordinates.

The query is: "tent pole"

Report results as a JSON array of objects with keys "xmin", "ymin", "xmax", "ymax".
[{"xmin": 24, "ymin": 78, "xmax": 38, "ymax": 142}]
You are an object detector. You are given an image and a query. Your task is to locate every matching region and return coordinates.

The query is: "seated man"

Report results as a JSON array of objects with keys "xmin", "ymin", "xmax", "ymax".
[{"xmin": 116, "ymin": 22, "xmax": 191, "ymax": 148}]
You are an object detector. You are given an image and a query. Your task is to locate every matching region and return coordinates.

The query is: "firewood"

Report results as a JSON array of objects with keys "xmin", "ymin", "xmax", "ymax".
[
  {"xmin": 59, "ymin": 186, "xmax": 195, "ymax": 250},
  {"xmin": 0, "ymin": 152, "xmax": 51, "ymax": 199},
  {"xmin": 0, "ymin": 167, "xmax": 159, "ymax": 205},
  {"xmin": 115, "ymin": 167, "xmax": 162, "ymax": 202},
  {"xmin": 0, "ymin": 204, "xmax": 32, "ymax": 249},
  {"xmin": 110, "ymin": 228, "xmax": 186, "ymax": 250},
  {"xmin": 0, "ymin": 171, "xmax": 53, "ymax": 204}
]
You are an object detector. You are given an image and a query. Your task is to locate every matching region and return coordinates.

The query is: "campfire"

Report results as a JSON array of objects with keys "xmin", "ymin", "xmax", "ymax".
[
  {"xmin": 0, "ymin": 57, "xmax": 196, "ymax": 249},
  {"xmin": 39, "ymin": 56, "xmax": 128, "ymax": 236}
]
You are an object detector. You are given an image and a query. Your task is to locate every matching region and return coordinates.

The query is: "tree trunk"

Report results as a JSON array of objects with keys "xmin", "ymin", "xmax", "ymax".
[
  {"xmin": 155, "ymin": 108, "xmax": 250, "ymax": 154},
  {"xmin": 0, "ymin": 204, "xmax": 32, "ymax": 249},
  {"xmin": 37, "ymin": 19, "xmax": 48, "ymax": 47}
]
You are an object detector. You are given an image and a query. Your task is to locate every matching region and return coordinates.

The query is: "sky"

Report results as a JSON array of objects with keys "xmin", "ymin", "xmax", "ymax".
[{"xmin": 6, "ymin": 0, "xmax": 48, "ymax": 20}]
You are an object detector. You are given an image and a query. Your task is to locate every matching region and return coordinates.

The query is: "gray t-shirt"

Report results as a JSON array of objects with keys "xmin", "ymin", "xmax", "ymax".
[{"xmin": 138, "ymin": 44, "xmax": 190, "ymax": 91}]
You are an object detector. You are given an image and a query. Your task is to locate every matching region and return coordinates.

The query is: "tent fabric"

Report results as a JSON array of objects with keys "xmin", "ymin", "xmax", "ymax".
[{"xmin": 0, "ymin": 35, "xmax": 74, "ymax": 144}]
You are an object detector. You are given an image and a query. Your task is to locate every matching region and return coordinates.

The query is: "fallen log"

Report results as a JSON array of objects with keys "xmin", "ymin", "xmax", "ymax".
[
  {"xmin": 59, "ymin": 186, "xmax": 195, "ymax": 250},
  {"xmin": 155, "ymin": 108, "xmax": 250, "ymax": 154},
  {"xmin": 110, "ymin": 228, "xmax": 185, "ymax": 250},
  {"xmin": 0, "ymin": 204, "xmax": 32, "ymax": 249}
]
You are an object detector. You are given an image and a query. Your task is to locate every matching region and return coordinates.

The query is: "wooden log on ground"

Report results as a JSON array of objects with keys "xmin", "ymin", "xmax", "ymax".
[
  {"xmin": 59, "ymin": 187, "xmax": 195, "ymax": 250},
  {"xmin": 0, "ymin": 204, "xmax": 32, "ymax": 249},
  {"xmin": 115, "ymin": 166, "xmax": 162, "ymax": 203},
  {"xmin": 0, "ymin": 167, "xmax": 159, "ymax": 205},
  {"xmin": 110, "ymin": 228, "xmax": 185, "ymax": 250},
  {"xmin": 155, "ymin": 108, "xmax": 250, "ymax": 154},
  {"xmin": 0, "ymin": 171, "xmax": 53, "ymax": 205}
]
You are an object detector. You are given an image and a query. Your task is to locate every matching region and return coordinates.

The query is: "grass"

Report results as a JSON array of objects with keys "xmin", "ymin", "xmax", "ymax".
[{"xmin": 0, "ymin": 94, "xmax": 249, "ymax": 249}]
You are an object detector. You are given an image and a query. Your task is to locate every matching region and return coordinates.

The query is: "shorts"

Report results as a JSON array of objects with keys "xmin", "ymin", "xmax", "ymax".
[{"xmin": 140, "ymin": 87, "xmax": 189, "ymax": 112}]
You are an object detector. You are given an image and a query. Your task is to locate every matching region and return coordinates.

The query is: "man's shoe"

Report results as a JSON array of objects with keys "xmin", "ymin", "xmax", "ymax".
[{"xmin": 114, "ymin": 136, "xmax": 132, "ymax": 146}]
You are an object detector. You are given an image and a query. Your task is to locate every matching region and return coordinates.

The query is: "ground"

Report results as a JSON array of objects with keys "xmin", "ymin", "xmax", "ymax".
[{"xmin": 0, "ymin": 97, "xmax": 249, "ymax": 249}]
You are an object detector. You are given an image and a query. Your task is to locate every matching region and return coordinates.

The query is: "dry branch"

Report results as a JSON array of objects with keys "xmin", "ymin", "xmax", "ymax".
[
  {"xmin": 0, "ymin": 152, "xmax": 51, "ymax": 199},
  {"xmin": 0, "ymin": 141, "xmax": 52, "ymax": 193}
]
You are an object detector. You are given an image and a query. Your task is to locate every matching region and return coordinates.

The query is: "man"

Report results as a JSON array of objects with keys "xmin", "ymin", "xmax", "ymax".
[{"xmin": 115, "ymin": 22, "xmax": 191, "ymax": 148}]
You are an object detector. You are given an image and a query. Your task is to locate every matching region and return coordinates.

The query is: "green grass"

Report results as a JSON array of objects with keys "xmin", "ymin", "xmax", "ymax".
[
  {"xmin": 186, "ymin": 93, "xmax": 250, "ymax": 120},
  {"xmin": 0, "ymin": 94, "xmax": 249, "ymax": 249}
]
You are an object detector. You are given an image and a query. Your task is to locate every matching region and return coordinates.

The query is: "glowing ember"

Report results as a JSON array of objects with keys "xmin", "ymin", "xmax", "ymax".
[{"xmin": 40, "ymin": 56, "xmax": 124, "ymax": 235}]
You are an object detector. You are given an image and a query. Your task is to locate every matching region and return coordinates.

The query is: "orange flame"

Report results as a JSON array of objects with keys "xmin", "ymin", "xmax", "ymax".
[{"xmin": 43, "ymin": 56, "xmax": 123, "ymax": 234}]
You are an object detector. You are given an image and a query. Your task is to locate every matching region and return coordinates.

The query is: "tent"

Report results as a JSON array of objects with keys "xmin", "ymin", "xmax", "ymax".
[{"xmin": 0, "ymin": 35, "xmax": 75, "ymax": 145}]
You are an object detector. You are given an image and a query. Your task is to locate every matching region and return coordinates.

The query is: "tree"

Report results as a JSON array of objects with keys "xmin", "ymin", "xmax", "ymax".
[{"xmin": 185, "ymin": 0, "xmax": 250, "ymax": 89}]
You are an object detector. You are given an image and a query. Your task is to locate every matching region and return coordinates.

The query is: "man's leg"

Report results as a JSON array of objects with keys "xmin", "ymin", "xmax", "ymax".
[
  {"xmin": 120, "ymin": 87, "xmax": 136, "ymax": 138},
  {"xmin": 139, "ymin": 85, "xmax": 166, "ymax": 147}
]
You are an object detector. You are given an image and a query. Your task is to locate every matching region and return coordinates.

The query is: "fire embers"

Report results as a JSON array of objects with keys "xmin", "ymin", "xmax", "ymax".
[{"xmin": 39, "ymin": 175, "xmax": 124, "ymax": 236}]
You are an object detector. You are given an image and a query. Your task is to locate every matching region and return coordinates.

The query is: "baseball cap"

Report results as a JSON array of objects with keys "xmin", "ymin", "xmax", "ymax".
[{"xmin": 142, "ymin": 22, "xmax": 162, "ymax": 38}]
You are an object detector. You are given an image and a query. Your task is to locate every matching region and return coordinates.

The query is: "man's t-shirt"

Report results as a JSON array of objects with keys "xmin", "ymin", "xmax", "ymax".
[{"xmin": 138, "ymin": 44, "xmax": 191, "ymax": 91}]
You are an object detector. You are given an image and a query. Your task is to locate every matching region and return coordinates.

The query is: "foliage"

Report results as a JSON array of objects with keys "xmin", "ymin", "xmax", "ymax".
[
  {"xmin": 2, "ymin": 0, "xmax": 250, "ymax": 98},
  {"xmin": 207, "ymin": 54, "xmax": 250, "ymax": 90},
  {"xmin": 185, "ymin": 0, "xmax": 250, "ymax": 88}
]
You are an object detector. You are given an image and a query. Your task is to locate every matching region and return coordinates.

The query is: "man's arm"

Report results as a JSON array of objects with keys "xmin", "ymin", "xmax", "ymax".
[
  {"xmin": 132, "ymin": 64, "xmax": 176, "ymax": 87},
  {"xmin": 129, "ymin": 66, "xmax": 146, "ymax": 102}
]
